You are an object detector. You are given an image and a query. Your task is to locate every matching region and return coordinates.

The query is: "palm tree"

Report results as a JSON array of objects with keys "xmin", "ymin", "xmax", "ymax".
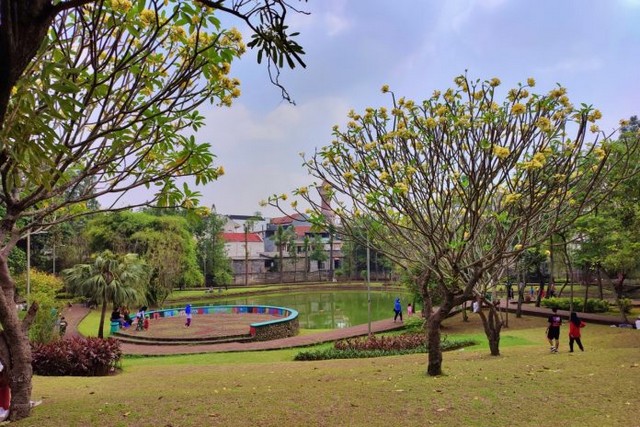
[
  {"xmin": 63, "ymin": 250, "xmax": 148, "ymax": 338},
  {"xmin": 273, "ymin": 225, "xmax": 295, "ymax": 283}
]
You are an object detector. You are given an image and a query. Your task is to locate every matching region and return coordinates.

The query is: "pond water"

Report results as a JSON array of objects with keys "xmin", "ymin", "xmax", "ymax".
[{"xmin": 207, "ymin": 291, "xmax": 416, "ymax": 329}]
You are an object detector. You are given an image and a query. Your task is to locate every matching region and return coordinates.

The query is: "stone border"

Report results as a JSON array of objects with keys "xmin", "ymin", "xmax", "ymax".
[{"xmin": 147, "ymin": 305, "xmax": 299, "ymax": 341}]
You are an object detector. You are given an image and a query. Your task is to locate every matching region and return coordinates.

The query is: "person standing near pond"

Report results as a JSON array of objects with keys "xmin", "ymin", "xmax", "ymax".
[
  {"xmin": 569, "ymin": 312, "xmax": 585, "ymax": 352},
  {"xmin": 393, "ymin": 298, "xmax": 403, "ymax": 323},
  {"xmin": 185, "ymin": 303, "xmax": 192, "ymax": 327},
  {"xmin": 547, "ymin": 307, "xmax": 562, "ymax": 353}
]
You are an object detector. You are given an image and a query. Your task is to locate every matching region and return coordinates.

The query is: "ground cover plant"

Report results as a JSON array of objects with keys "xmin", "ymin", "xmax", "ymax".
[
  {"xmin": 16, "ymin": 314, "xmax": 640, "ymax": 426},
  {"xmin": 31, "ymin": 337, "xmax": 121, "ymax": 377}
]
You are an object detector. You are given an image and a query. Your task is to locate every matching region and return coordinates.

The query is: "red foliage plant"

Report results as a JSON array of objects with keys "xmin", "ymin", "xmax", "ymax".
[{"xmin": 31, "ymin": 336, "xmax": 122, "ymax": 376}]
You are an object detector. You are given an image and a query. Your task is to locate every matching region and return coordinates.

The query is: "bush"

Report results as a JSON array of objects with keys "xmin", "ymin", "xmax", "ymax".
[
  {"xmin": 402, "ymin": 316, "xmax": 425, "ymax": 333},
  {"xmin": 15, "ymin": 269, "xmax": 66, "ymax": 343},
  {"xmin": 540, "ymin": 297, "xmax": 609, "ymax": 313},
  {"xmin": 335, "ymin": 333, "xmax": 425, "ymax": 351},
  {"xmin": 294, "ymin": 335, "xmax": 474, "ymax": 361},
  {"xmin": 618, "ymin": 298, "xmax": 633, "ymax": 314},
  {"xmin": 32, "ymin": 336, "xmax": 122, "ymax": 376}
]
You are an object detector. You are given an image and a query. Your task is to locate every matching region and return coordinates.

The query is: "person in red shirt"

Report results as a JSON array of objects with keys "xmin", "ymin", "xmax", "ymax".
[{"xmin": 569, "ymin": 312, "xmax": 586, "ymax": 352}]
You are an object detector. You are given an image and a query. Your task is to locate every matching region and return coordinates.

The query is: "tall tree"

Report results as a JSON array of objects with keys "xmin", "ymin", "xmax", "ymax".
[
  {"xmin": 85, "ymin": 211, "xmax": 203, "ymax": 303},
  {"xmin": 273, "ymin": 224, "xmax": 294, "ymax": 283},
  {"xmin": 0, "ymin": 1, "xmax": 308, "ymax": 420},
  {"xmin": 62, "ymin": 251, "xmax": 147, "ymax": 338},
  {"xmin": 572, "ymin": 116, "xmax": 640, "ymax": 322},
  {"xmin": 194, "ymin": 211, "xmax": 232, "ymax": 290},
  {"xmin": 275, "ymin": 75, "xmax": 638, "ymax": 375}
]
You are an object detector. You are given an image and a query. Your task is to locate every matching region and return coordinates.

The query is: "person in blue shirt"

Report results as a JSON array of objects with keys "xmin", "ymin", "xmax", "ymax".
[
  {"xmin": 185, "ymin": 304, "xmax": 193, "ymax": 327},
  {"xmin": 393, "ymin": 298, "xmax": 403, "ymax": 323}
]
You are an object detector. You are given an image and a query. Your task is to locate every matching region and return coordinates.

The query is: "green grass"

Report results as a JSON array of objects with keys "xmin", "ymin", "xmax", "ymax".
[{"xmin": 19, "ymin": 313, "xmax": 640, "ymax": 427}]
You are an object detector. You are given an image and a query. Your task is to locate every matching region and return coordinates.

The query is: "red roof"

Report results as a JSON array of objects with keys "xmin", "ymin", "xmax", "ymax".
[
  {"xmin": 294, "ymin": 226, "xmax": 312, "ymax": 237},
  {"xmin": 222, "ymin": 232, "xmax": 262, "ymax": 243},
  {"xmin": 270, "ymin": 213, "xmax": 306, "ymax": 225}
]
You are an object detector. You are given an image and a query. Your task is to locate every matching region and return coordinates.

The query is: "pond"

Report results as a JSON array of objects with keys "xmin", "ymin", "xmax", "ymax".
[{"xmin": 194, "ymin": 291, "xmax": 417, "ymax": 330}]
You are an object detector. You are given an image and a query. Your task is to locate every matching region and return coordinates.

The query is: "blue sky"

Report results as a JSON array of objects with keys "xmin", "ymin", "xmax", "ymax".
[{"xmin": 195, "ymin": 0, "xmax": 640, "ymax": 218}]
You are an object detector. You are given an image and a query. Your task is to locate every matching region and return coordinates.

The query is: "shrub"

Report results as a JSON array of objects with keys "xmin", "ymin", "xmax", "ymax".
[
  {"xmin": 32, "ymin": 336, "xmax": 122, "ymax": 376},
  {"xmin": 335, "ymin": 333, "xmax": 425, "ymax": 351},
  {"xmin": 15, "ymin": 269, "xmax": 66, "ymax": 343},
  {"xmin": 540, "ymin": 297, "xmax": 609, "ymax": 313},
  {"xmin": 294, "ymin": 335, "xmax": 474, "ymax": 361},
  {"xmin": 618, "ymin": 298, "xmax": 633, "ymax": 314},
  {"xmin": 402, "ymin": 316, "xmax": 425, "ymax": 333}
]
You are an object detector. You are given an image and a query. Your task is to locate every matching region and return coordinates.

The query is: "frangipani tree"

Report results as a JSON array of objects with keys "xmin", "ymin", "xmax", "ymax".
[
  {"xmin": 0, "ymin": 0, "xmax": 307, "ymax": 420},
  {"xmin": 270, "ymin": 74, "xmax": 638, "ymax": 375}
]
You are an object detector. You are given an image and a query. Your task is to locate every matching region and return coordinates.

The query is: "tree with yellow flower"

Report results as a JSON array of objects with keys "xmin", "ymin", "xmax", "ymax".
[
  {"xmin": 0, "ymin": 0, "xmax": 308, "ymax": 421},
  {"xmin": 273, "ymin": 74, "xmax": 638, "ymax": 376}
]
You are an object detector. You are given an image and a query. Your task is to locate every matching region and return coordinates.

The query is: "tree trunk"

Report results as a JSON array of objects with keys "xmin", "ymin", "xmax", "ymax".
[
  {"xmin": 597, "ymin": 267, "xmax": 604, "ymax": 300},
  {"xmin": 477, "ymin": 301, "xmax": 503, "ymax": 356},
  {"xmin": 534, "ymin": 269, "xmax": 545, "ymax": 307},
  {"xmin": 582, "ymin": 283, "xmax": 589, "ymax": 314},
  {"xmin": 516, "ymin": 281, "xmax": 524, "ymax": 318},
  {"xmin": 426, "ymin": 309, "xmax": 444, "ymax": 376},
  {"xmin": 98, "ymin": 296, "xmax": 108, "ymax": 339},
  {"xmin": 614, "ymin": 273, "xmax": 629, "ymax": 324},
  {"xmin": 0, "ymin": 257, "xmax": 35, "ymax": 421}
]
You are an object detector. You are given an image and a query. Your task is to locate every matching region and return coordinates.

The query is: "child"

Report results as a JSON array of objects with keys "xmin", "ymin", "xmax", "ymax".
[
  {"xmin": 143, "ymin": 315, "xmax": 150, "ymax": 330},
  {"xmin": 59, "ymin": 316, "xmax": 68, "ymax": 337},
  {"xmin": 136, "ymin": 313, "xmax": 144, "ymax": 331},
  {"xmin": 569, "ymin": 312, "xmax": 585, "ymax": 352},
  {"xmin": 407, "ymin": 303, "xmax": 413, "ymax": 317},
  {"xmin": 185, "ymin": 304, "xmax": 192, "ymax": 327}
]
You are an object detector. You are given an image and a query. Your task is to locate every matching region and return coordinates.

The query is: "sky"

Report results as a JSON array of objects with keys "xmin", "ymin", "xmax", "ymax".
[{"xmin": 190, "ymin": 0, "xmax": 640, "ymax": 219}]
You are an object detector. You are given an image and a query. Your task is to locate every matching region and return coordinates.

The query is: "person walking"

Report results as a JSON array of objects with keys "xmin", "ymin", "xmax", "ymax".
[
  {"xmin": 568, "ymin": 312, "xmax": 586, "ymax": 352},
  {"xmin": 393, "ymin": 298, "xmax": 403, "ymax": 323},
  {"xmin": 547, "ymin": 307, "xmax": 562, "ymax": 353},
  {"xmin": 185, "ymin": 303, "xmax": 193, "ymax": 327}
]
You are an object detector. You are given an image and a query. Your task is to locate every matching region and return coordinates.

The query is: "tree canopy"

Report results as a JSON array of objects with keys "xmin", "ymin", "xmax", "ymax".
[{"xmin": 271, "ymin": 74, "xmax": 639, "ymax": 375}]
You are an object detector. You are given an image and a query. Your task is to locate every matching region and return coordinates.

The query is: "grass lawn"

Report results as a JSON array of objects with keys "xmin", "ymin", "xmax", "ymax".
[{"xmin": 19, "ymin": 313, "xmax": 640, "ymax": 427}]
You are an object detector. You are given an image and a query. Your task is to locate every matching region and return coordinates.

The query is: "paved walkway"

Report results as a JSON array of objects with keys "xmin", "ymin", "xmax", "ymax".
[{"xmin": 63, "ymin": 299, "xmax": 635, "ymax": 356}]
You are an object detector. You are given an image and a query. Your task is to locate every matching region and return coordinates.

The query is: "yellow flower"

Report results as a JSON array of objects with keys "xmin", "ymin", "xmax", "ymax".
[
  {"xmin": 503, "ymin": 193, "xmax": 522, "ymax": 205},
  {"xmin": 492, "ymin": 146, "xmax": 510, "ymax": 160},
  {"xmin": 425, "ymin": 117, "xmax": 437, "ymax": 129},
  {"xmin": 594, "ymin": 147, "xmax": 606, "ymax": 160},
  {"xmin": 111, "ymin": 0, "xmax": 132, "ymax": 13},
  {"xmin": 590, "ymin": 124, "xmax": 599, "ymax": 133},
  {"xmin": 532, "ymin": 152, "xmax": 546, "ymax": 164},
  {"xmin": 342, "ymin": 171, "xmax": 354, "ymax": 184},
  {"xmin": 379, "ymin": 171, "xmax": 390, "ymax": 182},
  {"xmin": 514, "ymin": 244, "xmax": 523, "ymax": 250},
  {"xmin": 511, "ymin": 103, "xmax": 526, "ymax": 115},
  {"xmin": 298, "ymin": 186, "xmax": 308, "ymax": 195},
  {"xmin": 381, "ymin": 84, "xmax": 390, "ymax": 93},
  {"xmin": 489, "ymin": 78, "xmax": 501, "ymax": 87},
  {"xmin": 620, "ymin": 119, "xmax": 630, "ymax": 127},
  {"xmin": 216, "ymin": 166, "xmax": 225, "ymax": 176},
  {"xmin": 527, "ymin": 77, "xmax": 536, "ymax": 87},
  {"xmin": 280, "ymin": 193, "xmax": 288, "ymax": 201},
  {"xmin": 536, "ymin": 117, "xmax": 553, "ymax": 132},
  {"xmin": 394, "ymin": 182, "xmax": 408, "ymax": 195},
  {"xmin": 139, "ymin": 9, "xmax": 156, "ymax": 26}
]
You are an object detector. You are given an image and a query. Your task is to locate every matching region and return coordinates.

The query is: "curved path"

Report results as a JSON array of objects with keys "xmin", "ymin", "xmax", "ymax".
[{"xmin": 63, "ymin": 299, "xmax": 634, "ymax": 356}]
